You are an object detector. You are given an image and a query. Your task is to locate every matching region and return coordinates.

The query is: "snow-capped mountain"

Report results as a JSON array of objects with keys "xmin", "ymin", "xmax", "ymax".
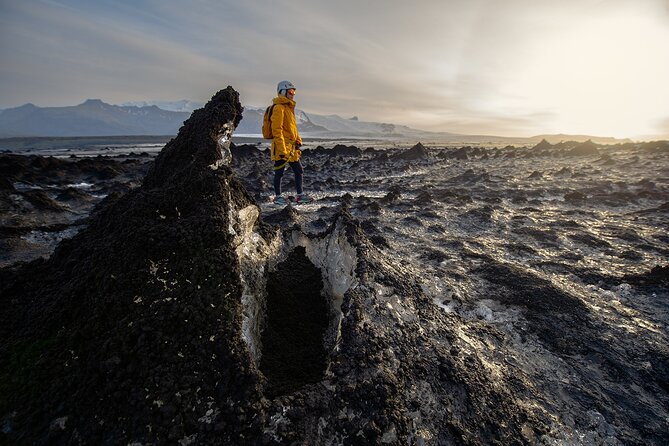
[
  {"xmin": 235, "ymin": 106, "xmax": 328, "ymax": 136},
  {"xmin": 0, "ymin": 100, "xmax": 189, "ymax": 137},
  {"xmin": 119, "ymin": 100, "xmax": 203, "ymax": 113},
  {"xmin": 0, "ymin": 99, "xmax": 631, "ymax": 144}
]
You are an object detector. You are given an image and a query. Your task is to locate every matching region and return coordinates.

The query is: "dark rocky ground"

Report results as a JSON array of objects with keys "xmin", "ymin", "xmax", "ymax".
[
  {"xmin": 1, "ymin": 87, "xmax": 668, "ymax": 445},
  {"xmin": 233, "ymin": 137, "xmax": 669, "ymax": 445},
  {"xmin": 0, "ymin": 152, "xmax": 152, "ymax": 266}
]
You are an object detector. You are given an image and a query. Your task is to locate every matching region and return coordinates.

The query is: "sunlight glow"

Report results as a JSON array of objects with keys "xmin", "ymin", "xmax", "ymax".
[{"xmin": 505, "ymin": 12, "xmax": 669, "ymax": 138}]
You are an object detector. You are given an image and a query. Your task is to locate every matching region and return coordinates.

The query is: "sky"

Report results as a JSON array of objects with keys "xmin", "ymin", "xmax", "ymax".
[{"xmin": 1, "ymin": 0, "xmax": 668, "ymax": 139}]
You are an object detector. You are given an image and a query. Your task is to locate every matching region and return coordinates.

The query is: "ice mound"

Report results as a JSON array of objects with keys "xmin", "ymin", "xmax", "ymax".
[
  {"xmin": 0, "ymin": 85, "xmax": 545, "ymax": 443},
  {"xmin": 0, "ymin": 87, "xmax": 263, "ymax": 443}
]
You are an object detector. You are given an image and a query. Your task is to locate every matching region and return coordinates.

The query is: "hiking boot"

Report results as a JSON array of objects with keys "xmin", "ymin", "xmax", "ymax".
[
  {"xmin": 295, "ymin": 193, "xmax": 312, "ymax": 204},
  {"xmin": 273, "ymin": 195, "xmax": 287, "ymax": 206}
]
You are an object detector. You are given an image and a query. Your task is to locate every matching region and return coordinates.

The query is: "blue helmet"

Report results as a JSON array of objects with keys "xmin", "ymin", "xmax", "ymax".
[{"xmin": 277, "ymin": 80, "xmax": 296, "ymax": 95}]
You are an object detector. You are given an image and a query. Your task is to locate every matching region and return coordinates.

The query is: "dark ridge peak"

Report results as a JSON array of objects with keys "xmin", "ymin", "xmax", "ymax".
[
  {"xmin": 567, "ymin": 138, "xmax": 601, "ymax": 156},
  {"xmin": 412, "ymin": 141, "xmax": 427, "ymax": 151},
  {"xmin": 81, "ymin": 98, "xmax": 106, "ymax": 105},
  {"xmin": 532, "ymin": 138, "xmax": 553, "ymax": 150},
  {"xmin": 143, "ymin": 86, "xmax": 243, "ymax": 189},
  {"xmin": 392, "ymin": 141, "xmax": 429, "ymax": 160},
  {"xmin": 0, "ymin": 85, "xmax": 258, "ymax": 443}
]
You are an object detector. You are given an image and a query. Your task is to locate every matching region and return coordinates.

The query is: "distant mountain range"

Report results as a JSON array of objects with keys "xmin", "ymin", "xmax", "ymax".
[
  {"xmin": 120, "ymin": 99, "xmax": 202, "ymax": 113},
  {"xmin": 0, "ymin": 99, "xmax": 631, "ymax": 144},
  {"xmin": 0, "ymin": 100, "xmax": 189, "ymax": 137}
]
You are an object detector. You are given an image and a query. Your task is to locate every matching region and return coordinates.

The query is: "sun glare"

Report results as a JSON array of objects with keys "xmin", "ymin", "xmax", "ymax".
[{"xmin": 508, "ymin": 12, "xmax": 669, "ymax": 138}]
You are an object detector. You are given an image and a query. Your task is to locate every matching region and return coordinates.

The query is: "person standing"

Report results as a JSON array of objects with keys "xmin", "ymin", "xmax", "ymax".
[{"xmin": 270, "ymin": 80, "xmax": 311, "ymax": 205}]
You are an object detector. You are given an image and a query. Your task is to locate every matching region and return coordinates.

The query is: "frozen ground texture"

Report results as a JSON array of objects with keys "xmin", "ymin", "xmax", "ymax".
[
  {"xmin": 233, "ymin": 138, "xmax": 669, "ymax": 444},
  {"xmin": 0, "ymin": 87, "xmax": 667, "ymax": 445}
]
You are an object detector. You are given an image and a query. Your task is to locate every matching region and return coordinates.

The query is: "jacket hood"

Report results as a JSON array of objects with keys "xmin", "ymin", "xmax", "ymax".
[{"xmin": 272, "ymin": 96, "xmax": 296, "ymax": 107}]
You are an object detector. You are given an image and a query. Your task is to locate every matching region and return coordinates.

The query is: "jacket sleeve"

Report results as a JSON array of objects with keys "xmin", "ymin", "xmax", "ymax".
[{"xmin": 271, "ymin": 105, "xmax": 287, "ymax": 158}]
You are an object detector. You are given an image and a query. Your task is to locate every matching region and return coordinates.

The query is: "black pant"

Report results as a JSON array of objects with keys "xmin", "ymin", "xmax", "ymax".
[{"xmin": 273, "ymin": 160, "xmax": 303, "ymax": 196}]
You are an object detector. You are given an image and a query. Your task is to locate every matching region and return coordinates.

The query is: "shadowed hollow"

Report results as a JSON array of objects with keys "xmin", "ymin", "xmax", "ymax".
[{"xmin": 260, "ymin": 246, "xmax": 329, "ymax": 397}]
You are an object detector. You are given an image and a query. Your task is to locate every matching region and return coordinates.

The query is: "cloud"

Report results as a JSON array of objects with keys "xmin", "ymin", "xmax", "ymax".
[
  {"xmin": 1, "ymin": 0, "xmax": 668, "ymax": 138},
  {"xmin": 2, "ymin": 2, "xmax": 213, "ymax": 101}
]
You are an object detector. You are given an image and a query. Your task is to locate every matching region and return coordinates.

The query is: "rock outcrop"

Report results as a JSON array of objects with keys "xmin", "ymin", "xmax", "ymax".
[
  {"xmin": 567, "ymin": 139, "xmax": 600, "ymax": 156},
  {"xmin": 331, "ymin": 144, "xmax": 363, "ymax": 157},
  {"xmin": 0, "ymin": 87, "xmax": 264, "ymax": 444},
  {"xmin": 393, "ymin": 142, "xmax": 429, "ymax": 160},
  {"xmin": 531, "ymin": 138, "xmax": 553, "ymax": 152}
]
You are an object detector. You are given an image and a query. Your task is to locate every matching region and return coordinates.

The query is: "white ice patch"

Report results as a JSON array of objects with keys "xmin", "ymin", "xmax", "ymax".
[
  {"xmin": 198, "ymin": 407, "xmax": 219, "ymax": 424},
  {"xmin": 264, "ymin": 406, "xmax": 292, "ymax": 442},
  {"xmin": 146, "ymin": 259, "xmax": 180, "ymax": 294},
  {"xmin": 209, "ymin": 160, "xmax": 224, "ymax": 170},
  {"xmin": 421, "ymin": 277, "xmax": 470, "ymax": 316},
  {"xmin": 581, "ymin": 281, "xmax": 665, "ymax": 337},
  {"xmin": 64, "ymin": 182, "xmax": 94, "ymax": 189},
  {"xmin": 12, "ymin": 182, "xmax": 43, "ymax": 191},
  {"xmin": 381, "ymin": 424, "xmax": 397, "ymax": 443},
  {"xmin": 434, "ymin": 299, "xmax": 459, "ymax": 313},
  {"xmin": 231, "ymin": 204, "xmax": 281, "ymax": 362},
  {"xmin": 216, "ymin": 121, "xmax": 235, "ymax": 166},
  {"xmin": 178, "ymin": 434, "xmax": 198, "ymax": 445},
  {"xmin": 373, "ymin": 285, "xmax": 418, "ymax": 323},
  {"xmin": 49, "ymin": 416, "xmax": 68, "ymax": 431},
  {"xmin": 289, "ymin": 217, "xmax": 358, "ymax": 350},
  {"xmin": 21, "ymin": 228, "xmax": 80, "ymax": 246},
  {"xmin": 292, "ymin": 218, "xmax": 358, "ymax": 299}
]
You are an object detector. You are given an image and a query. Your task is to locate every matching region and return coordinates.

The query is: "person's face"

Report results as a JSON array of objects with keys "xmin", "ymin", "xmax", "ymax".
[{"xmin": 286, "ymin": 88, "xmax": 296, "ymax": 99}]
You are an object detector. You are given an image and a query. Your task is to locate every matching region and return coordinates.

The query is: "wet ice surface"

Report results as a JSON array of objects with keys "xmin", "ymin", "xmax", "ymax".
[
  {"xmin": 0, "ymin": 150, "xmax": 152, "ymax": 267},
  {"xmin": 5, "ymin": 142, "xmax": 166, "ymax": 159},
  {"xmin": 234, "ymin": 142, "xmax": 669, "ymax": 443},
  {"xmin": 2, "ymin": 140, "xmax": 668, "ymax": 442},
  {"xmin": 243, "ymin": 144, "xmax": 668, "ymax": 281}
]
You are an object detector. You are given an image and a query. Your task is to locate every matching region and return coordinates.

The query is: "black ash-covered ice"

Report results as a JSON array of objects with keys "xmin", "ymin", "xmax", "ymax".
[
  {"xmin": 1, "ymin": 86, "xmax": 668, "ymax": 445},
  {"xmin": 237, "ymin": 138, "xmax": 669, "ymax": 444}
]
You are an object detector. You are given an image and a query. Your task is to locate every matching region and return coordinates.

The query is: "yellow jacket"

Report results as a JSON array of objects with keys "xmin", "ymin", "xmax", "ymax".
[{"xmin": 270, "ymin": 96, "xmax": 302, "ymax": 162}]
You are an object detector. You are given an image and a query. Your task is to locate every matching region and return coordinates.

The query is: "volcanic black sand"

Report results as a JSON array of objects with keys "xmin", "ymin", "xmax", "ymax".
[{"xmin": 1, "ymin": 87, "xmax": 668, "ymax": 445}]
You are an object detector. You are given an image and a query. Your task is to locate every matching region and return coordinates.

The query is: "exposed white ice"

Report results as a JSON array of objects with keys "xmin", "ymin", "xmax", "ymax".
[
  {"xmin": 21, "ymin": 227, "xmax": 80, "ymax": 246},
  {"xmin": 232, "ymin": 205, "xmax": 359, "ymax": 363},
  {"xmin": 216, "ymin": 121, "xmax": 235, "ymax": 166},
  {"xmin": 230, "ymin": 204, "xmax": 281, "ymax": 362},
  {"xmin": 289, "ymin": 217, "xmax": 358, "ymax": 351}
]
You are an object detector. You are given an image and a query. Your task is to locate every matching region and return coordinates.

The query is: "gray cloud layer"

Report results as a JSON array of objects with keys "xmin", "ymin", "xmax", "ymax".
[{"xmin": 1, "ymin": 0, "xmax": 668, "ymax": 138}]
